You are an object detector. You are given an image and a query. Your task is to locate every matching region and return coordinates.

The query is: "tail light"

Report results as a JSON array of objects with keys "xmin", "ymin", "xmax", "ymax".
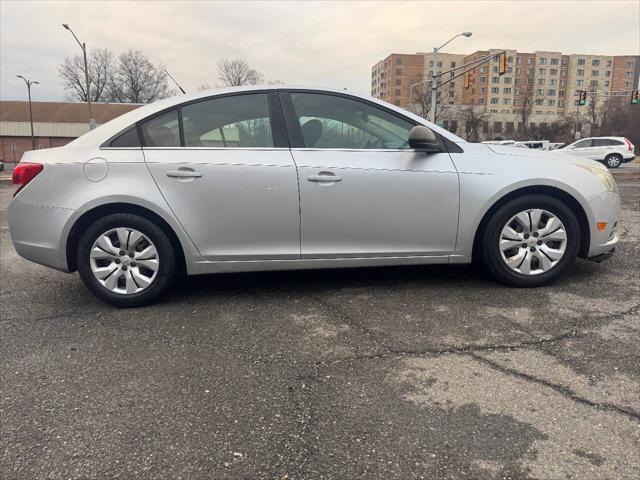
[
  {"xmin": 624, "ymin": 137, "xmax": 633, "ymax": 152},
  {"xmin": 12, "ymin": 162, "xmax": 44, "ymax": 197}
]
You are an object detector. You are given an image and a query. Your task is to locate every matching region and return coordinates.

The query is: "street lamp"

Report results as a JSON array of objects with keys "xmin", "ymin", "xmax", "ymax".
[
  {"xmin": 16, "ymin": 75, "xmax": 39, "ymax": 150},
  {"xmin": 429, "ymin": 31, "xmax": 473, "ymax": 123},
  {"xmin": 62, "ymin": 23, "xmax": 95, "ymax": 129}
]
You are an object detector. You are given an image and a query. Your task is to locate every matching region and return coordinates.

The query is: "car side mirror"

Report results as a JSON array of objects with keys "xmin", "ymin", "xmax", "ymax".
[{"xmin": 409, "ymin": 126, "xmax": 442, "ymax": 153}]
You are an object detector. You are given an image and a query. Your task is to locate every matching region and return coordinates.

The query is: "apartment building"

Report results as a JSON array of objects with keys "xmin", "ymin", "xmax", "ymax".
[{"xmin": 371, "ymin": 50, "xmax": 640, "ymax": 120}]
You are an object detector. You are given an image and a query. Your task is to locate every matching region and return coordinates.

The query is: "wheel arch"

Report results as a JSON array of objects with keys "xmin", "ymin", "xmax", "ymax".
[
  {"xmin": 65, "ymin": 202, "xmax": 189, "ymax": 274},
  {"xmin": 472, "ymin": 185, "xmax": 591, "ymax": 261}
]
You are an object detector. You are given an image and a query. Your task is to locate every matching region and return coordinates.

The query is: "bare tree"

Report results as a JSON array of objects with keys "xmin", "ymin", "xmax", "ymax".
[
  {"xmin": 108, "ymin": 50, "xmax": 170, "ymax": 103},
  {"xmin": 461, "ymin": 106, "xmax": 488, "ymax": 142},
  {"xmin": 586, "ymin": 92, "xmax": 601, "ymax": 136},
  {"xmin": 58, "ymin": 47, "xmax": 114, "ymax": 102},
  {"xmin": 600, "ymin": 96, "xmax": 640, "ymax": 149},
  {"xmin": 514, "ymin": 70, "xmax": 535, "ymax": 138},
  {"xmin": 408, "ymin": 77, "xmax": 452, "ymax": 122},
  {"xmin": 217, "ymin": 58, "xmax": 264, "ymax": 87},
  {"xmin": 197, "ymin": 81, "xmax": 213, "ymax": 90}
]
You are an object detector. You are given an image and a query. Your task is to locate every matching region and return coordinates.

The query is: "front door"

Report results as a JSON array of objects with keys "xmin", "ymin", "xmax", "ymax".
[
  {"xmin": 142, "ymin": 92, "xmax": 300, "ymax": 261},
  {"xmin": 282, "ymin": 91, "xmax": 460, "ymax": 259}
]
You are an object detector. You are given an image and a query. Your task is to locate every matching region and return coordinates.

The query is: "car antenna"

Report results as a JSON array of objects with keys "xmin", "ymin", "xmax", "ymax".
[{"xmin": 164, "ymin": 68, "xmax": 186, "ymax": 94}]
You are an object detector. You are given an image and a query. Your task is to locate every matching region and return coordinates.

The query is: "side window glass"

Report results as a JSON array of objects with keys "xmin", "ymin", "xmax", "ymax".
[
  {"xmin": 573, "ymin": 139, "xmax": 591, "ymax": 148},
  {"xmin": 592, "ymin": 139, "xmax": 610, "ymax": 147},
  {"xmin": 140, "ymin": 110, "xmax": 181, "ymax": 147},
  {"xmin": 290, "ymin": 93, "xmax": 414, "ymax": 149},
  {"xmin": 181, "ymin": 94, "xmax": 273, "ymax": 148},
  {"xmin": 109, "ymin": 127, "xmax": 141, "ymax": 148}
]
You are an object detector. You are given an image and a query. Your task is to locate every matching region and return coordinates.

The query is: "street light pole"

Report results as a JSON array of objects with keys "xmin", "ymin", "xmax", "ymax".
[
  {"xmin": 16, "ymin": 75, "xmax": 39, "ymax": 150},
  {"xmin": 62, "ymin": 24, "xmax": 95, "ymax": 129},
  {"xmin": 429, "ymin": 31, "xmax": 473, "ymax": 124}
]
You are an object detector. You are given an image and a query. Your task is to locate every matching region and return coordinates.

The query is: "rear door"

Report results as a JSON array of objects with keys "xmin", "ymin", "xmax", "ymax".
[{"xmin": 142, "ymin": 92, "xmax": 301, "ymax": 261}]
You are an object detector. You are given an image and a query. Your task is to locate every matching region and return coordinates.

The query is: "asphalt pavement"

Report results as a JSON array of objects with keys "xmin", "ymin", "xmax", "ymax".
[{"xmin": 1, "ymin": 164, "xmax": 639, "ymax": 479}]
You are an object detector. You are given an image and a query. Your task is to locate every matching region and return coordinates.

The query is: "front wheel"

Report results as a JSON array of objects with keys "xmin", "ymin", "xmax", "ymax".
[
  {"xmin": 481, "ymin": 195, "xmax": 580, "ymax": 287},
  {"xmin": 605, "ymin": 154, "xmax": 622, "ymax": 169},
  {"xmin": 76, "ymin": 213, "xmax": 176, "ymax": 307}
]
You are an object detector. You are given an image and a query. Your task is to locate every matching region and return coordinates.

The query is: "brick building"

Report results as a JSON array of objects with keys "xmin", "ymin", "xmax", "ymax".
[{"xmin": 0, "ymin": 101, "xmax": 141, "ymax": 165}]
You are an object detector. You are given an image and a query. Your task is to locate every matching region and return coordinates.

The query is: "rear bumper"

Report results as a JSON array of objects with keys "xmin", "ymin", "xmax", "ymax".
[{"xmin": 8, "ymin": 198, "xmax": 74, "ymax": 272}]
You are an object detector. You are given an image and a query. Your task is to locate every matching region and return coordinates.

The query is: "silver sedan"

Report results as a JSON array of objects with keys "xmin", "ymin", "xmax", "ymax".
[{"xmin": 8, "ymin": 86, "xmax": 619, "ymax": 307}]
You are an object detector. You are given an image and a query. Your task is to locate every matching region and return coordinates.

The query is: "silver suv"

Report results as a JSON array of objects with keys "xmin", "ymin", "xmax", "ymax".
[{"xmin": 557, "ymin": 136, "xmax": 635, "ymax": 168}]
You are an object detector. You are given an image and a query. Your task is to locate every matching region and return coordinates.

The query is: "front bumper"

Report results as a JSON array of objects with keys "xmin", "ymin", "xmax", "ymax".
[
  {"xmin": 8, "ymin": 198, "xmax": 75, "ymax": 272},
  {"xmin": 586, "ymin": 191, "xmax": 620, "ymax": 258}
]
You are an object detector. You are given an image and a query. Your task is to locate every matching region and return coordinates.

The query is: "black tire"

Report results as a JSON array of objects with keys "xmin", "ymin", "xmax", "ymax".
[
  {"xmin": 604, "ymin": 154, "xmax": 622, "ymax": 169},
  {"xmin": 76, "ymin": 213, "xmax": 176, "ymax": 307},
  {"xmin": 481, "ymin": 195, "xmax": 580, "ymax": 287}
]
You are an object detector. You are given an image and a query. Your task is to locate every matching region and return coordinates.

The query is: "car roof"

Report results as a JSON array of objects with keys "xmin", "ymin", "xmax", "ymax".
[{"xmin": 70, "ymin": 85, "xmax": 466, "ymax": 147}]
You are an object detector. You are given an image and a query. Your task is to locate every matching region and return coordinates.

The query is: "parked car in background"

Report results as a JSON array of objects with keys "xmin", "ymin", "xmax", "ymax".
[
  {"xmin": 0, "ymin": 161, "xmax": 5, "ymax": 171},
  {"xmin": 555, "ymin": 137, "xmax": 635, "ymax": 168},
  {"xmin": 8, "ymin": 86, "xmax": 620, "ymax": 306}
]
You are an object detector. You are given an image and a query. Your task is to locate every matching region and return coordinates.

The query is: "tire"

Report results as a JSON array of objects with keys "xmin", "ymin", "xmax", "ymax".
[
  {"xmin": 481, "ymin": 195, "xmax": 580, "ymax": 287},
  {"xmin": 604, "ymin": 154, "xmax": 622, "ymax": 169},
  {"xmin": 76, "ymin": 213, "xmax": 176, "ymax": 307}
]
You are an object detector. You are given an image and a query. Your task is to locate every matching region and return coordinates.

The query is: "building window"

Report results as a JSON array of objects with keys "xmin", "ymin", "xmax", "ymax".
[
  {"xmin": 535, "ymin": 99, "xmax": 544, "ymax": 105},
  {"xmin": 395, "ymin": 79, "xmax": 401, "ymax": 86},
  {"xmin": 451, "ymin": 61, "xmax": 456, "ymax": 68},
  {"xmin": 549, "ymin": 79, "xmax": 557, "ymax": 86},
  {"xmin": 605, "ymin": 70, "xmax": 611, "ymax": 77},
  {"xmin": 577, "ymin": 58, "xmax": 585, "ymax": 65},
  {"xmin": 559, "ymin": 90, "xmax": 565, "ymax": 97},
  {"xmin": 493, "ymin": 121, "xmax": 502, "ymax": 133},
  {"xmin": 480, "ymin": 76, "xmax": 486, "ymax": 83},
  {"xmin": 576, "ymin": 69, "xmax": 584, "ymax": 76},
  {"xmin": 395, "ymin": 68, "xmax": 402, "ymax": 75},
  {"xmin": 591, "ymin": 70, "xmax": 599, "ymax": 76},
  {"xmin": 548, "ymin": 99, "xmax": 556, "ymax": 106},
  {"xmin": 607, "ymin": 60, "xmax": 612, "ymax": 67},
  {"xmin": 604, "ymin": 81, "xmax": 610, "ymax": 87},
  {"xmin": 527, "ymin": 57, "xmax": 533, "ymax": 64},
  {"xmin": 538, "ymin": 68, "xmax": 546, "ymax": 75},
  {"xmin": 503, "ymin": 98, "xmax": 511, "ymax": 105},
  {"xmin": 547, "ymin": 89, "xmax": 556, "ymax": 96},
  {"xmin": 517, "ymin": 57, "xmax": 522, "ymax": 64},
  {"xmin": 539, "ymin": 58, "xmax": 547, "ymax": 64},
  {"xmin": 592, "ymin": 59, "xmax": 600, "ymax": 66},
  {"xmin": 508, "ymin": 56, "xmax": 514, "ymax": 63},
  {"xmin": 590, "ymin": 80, "xmax": 598, "ymax": 88},
  {"xmin": 396, "ymin": 58, "xmax": 402, "ymax": 65},
  {"xmin": 491, "ymin": 87, "xmax": 499, "ymax": 93},
  {"xmin": 550, "ymin": 58, "xmax": 559, "ymax": 65},
  {"xmin": 515, "ymin": 67, "xmax": 521, "ymax": 75},
  {"xmin": 395, "ymin": 89, "xmax": 401, "ymax": 96},
  {"xmin": 626, "ymin": 71, "xmax": 634, "ymax": 78},
  {"xmin": 490, "ymin": 97, "xmax": 499, "ymax": 104},
  {"xmin": 506, "ymin": 122, "xmax": 514, "ymax": 133},
  {"xmin": 503, "ymin": 77, "xmax": 512, "ymax": 84},
  {"xmin": 550, "ymin": 69, "xmax": 558, "ymax": 76},
  {"xmin": 536, "ymin": 89, "xmax": 544, "ymax": 96},
  {"xmin": 627, "ymin": 61, "xmax": 634, "ymax": 68},
  {"xmin": 482, "ymin": 121, "xmax": 489, "ymax": 133},
  {"xmin": 492, "ymin": 65, "xmax": 498, "ymax": 73},
  {"xmin": 491, "ymin": 77, "xmax": 499, "ymax": 83},
  {"xmin": 479, "ymin": 97, "xmax": 485, "ymax": 104},
  {"xmin": 503, "ymin": 87, "xmax": 512, "ymax": 94},
  {"xmin": 561, "ymin": 69, "xmax": 566, "ymax": 76}
]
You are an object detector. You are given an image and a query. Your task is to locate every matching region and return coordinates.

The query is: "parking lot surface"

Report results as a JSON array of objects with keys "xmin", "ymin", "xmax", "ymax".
[{"xmin": 1, "ymin": 164, "xmax": 639, "ymax": 479}]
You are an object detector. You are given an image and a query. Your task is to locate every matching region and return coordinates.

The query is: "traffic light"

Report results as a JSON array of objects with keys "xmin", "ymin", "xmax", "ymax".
[
  {"xmin": 578, "ymin": 90, "xmax": 587, "ymax": 106},
  {"xmin": 632, "ymin": 90, "xmax": 639, "ymax": 105},
  {"xmin": 498, "ymin": 52, "xmax": 507, "ymax": 76}
]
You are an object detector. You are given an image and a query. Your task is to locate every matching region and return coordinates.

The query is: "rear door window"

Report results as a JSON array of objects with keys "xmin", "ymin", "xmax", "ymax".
[
  {"xmin": 181, "ymin": 93, "xmax": 274, "ymax": 148},
  {"xmin": 140, "ymin": 110, "xmax": 181, "ymax": 147}
]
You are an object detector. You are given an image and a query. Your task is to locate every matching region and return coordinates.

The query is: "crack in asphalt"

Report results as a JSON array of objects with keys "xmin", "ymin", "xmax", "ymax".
[{"xmin": 468, "ymin": 352, "xmax": 640, "ymax": 422}]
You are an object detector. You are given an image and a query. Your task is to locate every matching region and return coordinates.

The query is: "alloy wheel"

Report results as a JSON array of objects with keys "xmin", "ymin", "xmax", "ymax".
[
  {"xmin": 89, "ymin": 227, "xmax": 159, "ymax": 295},
  {"xmin": 499, "ymin": 209, "xmax": 567, "ymax": 275}
]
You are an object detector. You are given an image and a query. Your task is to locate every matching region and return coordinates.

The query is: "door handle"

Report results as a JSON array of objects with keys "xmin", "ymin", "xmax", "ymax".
[
  {"xmin": 167, "ymin": 170, "xmax": 202, "ymax": 178},
  {"xmin": 307, "ymin": 174, "xmax": 342, "ymax": 182}
]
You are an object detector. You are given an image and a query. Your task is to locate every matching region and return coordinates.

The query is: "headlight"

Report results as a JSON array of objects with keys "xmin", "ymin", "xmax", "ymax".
[{"xmin": 575, "ymin": 164, "xmax": 618, "ymax": 193}]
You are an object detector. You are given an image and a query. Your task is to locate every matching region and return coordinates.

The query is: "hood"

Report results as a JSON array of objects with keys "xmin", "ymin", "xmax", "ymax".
[{"xmin": 485, "ymin": 144, "xmax": 607, "ymax": 170}]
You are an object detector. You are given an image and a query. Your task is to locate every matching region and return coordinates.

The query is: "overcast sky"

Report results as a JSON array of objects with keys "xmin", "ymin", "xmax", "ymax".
[{"xmin": 1, "ymin": 0, "xmax": 638, "ymax": 102}]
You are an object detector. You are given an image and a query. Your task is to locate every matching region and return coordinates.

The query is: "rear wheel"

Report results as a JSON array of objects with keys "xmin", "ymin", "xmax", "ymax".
[
  {"xmin": 481, "ymin": 195, "xmax": 580, "ymax": 287},
  {"xmin": 77, "ymin": 213, "xmax": 176, "ymax": 307},
  {"xmin": 605, "ymin": 154, "xmax": 622, "ymax": 169}
]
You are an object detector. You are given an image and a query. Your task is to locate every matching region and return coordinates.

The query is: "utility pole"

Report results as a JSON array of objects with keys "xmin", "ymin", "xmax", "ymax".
[
  {"xmin": 429, "ymin": 31, "xmax": 473, "ymax": 123},
  {"xmin": 62, "ymin": 24, "xmax": 95, "ymax": 129},
  {"xmin": 16, "ymin": 75, "xmax": 39, "ymax": 150}
]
